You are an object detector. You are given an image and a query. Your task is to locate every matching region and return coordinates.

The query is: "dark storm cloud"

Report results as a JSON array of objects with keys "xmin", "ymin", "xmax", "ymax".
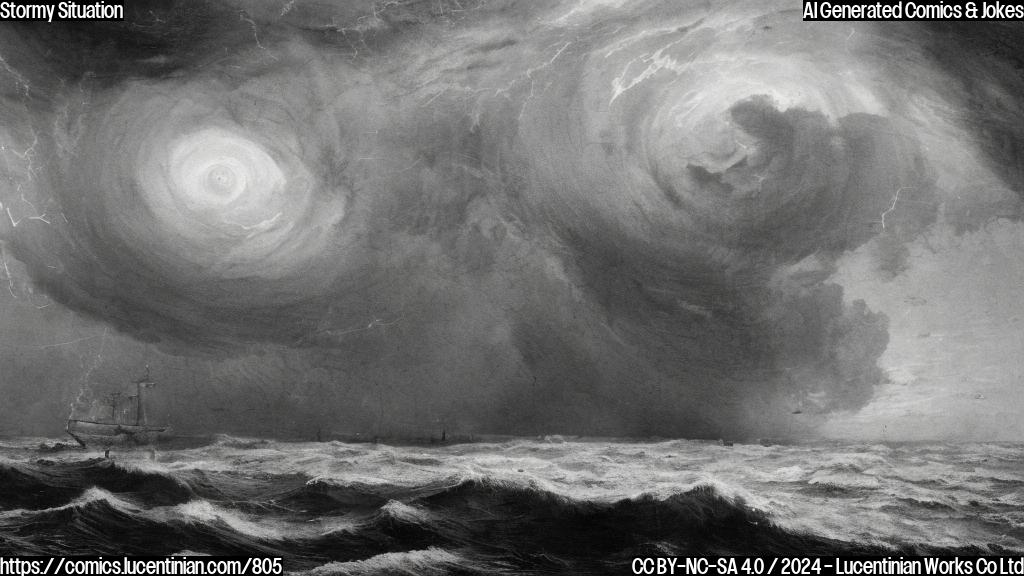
[
  {"xmin": 917, "ymin": 22, "xmax": 1024, "ymax": 231},
  {"xmin": 0, "ymin": 1, "xmax": 1020, "ymax": 439}
]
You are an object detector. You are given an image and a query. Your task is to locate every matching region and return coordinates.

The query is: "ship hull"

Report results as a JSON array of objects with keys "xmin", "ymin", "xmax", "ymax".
[{"xmin": 66, "ymin": 419, "xmax": 168, "ymax": 448}]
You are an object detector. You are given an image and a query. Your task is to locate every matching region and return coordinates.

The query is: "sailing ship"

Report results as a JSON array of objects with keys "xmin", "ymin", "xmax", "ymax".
[{"xmin": 66, "ymin": 368, "xmax": 168, "ymax": 452}]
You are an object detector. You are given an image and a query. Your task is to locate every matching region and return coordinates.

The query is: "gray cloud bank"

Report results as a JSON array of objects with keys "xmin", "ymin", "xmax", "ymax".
[{"xmin": 0, "ymin": 1, "xmax": 1020, "ymax": 440}]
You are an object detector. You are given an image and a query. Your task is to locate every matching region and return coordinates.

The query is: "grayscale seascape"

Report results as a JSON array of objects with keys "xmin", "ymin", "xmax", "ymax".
[{"xmin": 1, "ymin": 0, "xmax": 1023, "ymax": 572}]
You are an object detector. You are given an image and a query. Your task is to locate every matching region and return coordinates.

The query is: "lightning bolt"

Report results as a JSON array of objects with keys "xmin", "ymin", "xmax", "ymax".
[{"xmin": 881, "ymin": 187, "xmax": 911, "ymax": 230}]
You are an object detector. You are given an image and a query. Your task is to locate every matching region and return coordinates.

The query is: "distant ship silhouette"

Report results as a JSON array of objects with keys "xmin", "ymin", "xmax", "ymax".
[{"xmin": 66, "ymin": 367, "xmax": 169, "ymax": 457}]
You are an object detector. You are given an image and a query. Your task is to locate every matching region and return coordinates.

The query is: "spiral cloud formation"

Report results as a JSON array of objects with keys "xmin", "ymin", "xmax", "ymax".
[{"xmin": 0, "ymin": 0, "xmax": 1021, "ymax": 439}]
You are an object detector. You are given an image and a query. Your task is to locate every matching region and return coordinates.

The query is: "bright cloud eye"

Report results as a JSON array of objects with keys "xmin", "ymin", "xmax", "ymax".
[
  {"xmin": 206, "ymin": 165, "xmax": 238, "ymax": 195},
  {"xmin": 164, "ymin": 128, "xmax": 283, "ymax": 213},
  {"xmin": 59, "ymin": 79, "xmax": 351, "ymax": 291}
]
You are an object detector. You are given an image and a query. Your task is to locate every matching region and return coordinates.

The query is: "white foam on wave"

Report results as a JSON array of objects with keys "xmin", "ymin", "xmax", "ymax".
[
  {"xmin": 0, "ymin": 486, "xmax": 139, "ymax": 520},
  {"xmin": 807, "ymin": 471, "xmax": 882, "ymax": 489},
  {"xmin": 299, "ymin": 548, "xmax": 485, "ymax": 576},
  {"xmin": 378, "ymin": 501, "xmax": 433, "ymax": 525},
  {"xmin": 149, "ymin": 499, "xmax": 284, "ymax": 541},
  {"xmin": 763, "ymin": 465, "xmax": 807, "ymax": 483}
]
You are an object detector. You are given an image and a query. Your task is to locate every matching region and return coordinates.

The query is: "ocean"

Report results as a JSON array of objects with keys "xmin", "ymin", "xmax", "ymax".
[{"xmin": 0, "ymin": 436, "xmax": 1021, "ymax": 574}]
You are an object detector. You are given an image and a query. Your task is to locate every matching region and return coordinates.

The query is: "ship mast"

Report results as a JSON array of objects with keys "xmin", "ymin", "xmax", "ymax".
[
  {"xmin": 134, "ymin": 366, "xmax": 152, "ymax": 426},
  {"xmin": 107, "ymin": 392, "xmax": 123, "ymax": 423}
]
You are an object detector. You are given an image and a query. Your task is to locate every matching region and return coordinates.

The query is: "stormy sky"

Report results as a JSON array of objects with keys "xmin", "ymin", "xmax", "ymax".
[{"xmin": 0, "ymin": 0, "xmax": 1022, "ymax": 441}]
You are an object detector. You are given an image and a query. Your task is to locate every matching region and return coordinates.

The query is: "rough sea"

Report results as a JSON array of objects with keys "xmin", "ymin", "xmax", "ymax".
[{"xmin": 0, "ymin": 436, "xmax": 1021, "ymax": 574}]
